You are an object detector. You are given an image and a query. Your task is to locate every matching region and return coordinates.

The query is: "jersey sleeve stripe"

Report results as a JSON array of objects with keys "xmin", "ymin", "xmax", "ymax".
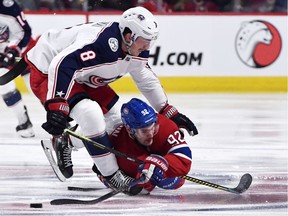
[
  {"xmin": 173, "ymin": 152, "xmax": 192, "ymax": 162},
  {"xmin": 168, "ymin": 145, "xmax": 192, "ymax": 159}
]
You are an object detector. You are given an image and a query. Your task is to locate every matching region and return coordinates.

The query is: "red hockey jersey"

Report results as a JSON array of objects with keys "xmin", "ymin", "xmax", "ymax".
[{"xmin": 110, "ymin": 114, "xmax": 192, "ymax": 178}]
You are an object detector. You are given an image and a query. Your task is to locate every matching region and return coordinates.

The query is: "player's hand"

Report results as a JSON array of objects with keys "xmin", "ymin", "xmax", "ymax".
[
  {"xmin": 136, "ymin": 154, "xmax": 169, "ymax": 192},
  {"xmin": 2, "ymin": 47, "xmax": 20, "ymax": 67},
  {"xmin": 160, "ymin": 104, "xmax": 198, "ymax": 136},
  {"xmin": 42, "ymin": 98, "xmax": 70, "ymax": 136}
]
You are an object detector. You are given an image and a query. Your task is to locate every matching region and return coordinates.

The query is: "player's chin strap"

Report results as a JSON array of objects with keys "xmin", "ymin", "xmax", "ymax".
[
  {"xmin": 64, "ymin": 128, "xmax": 253, "ymax": 195},
  {"xmin": 121, "ymin": 34, "xmax": 134, "ymax": 55}
]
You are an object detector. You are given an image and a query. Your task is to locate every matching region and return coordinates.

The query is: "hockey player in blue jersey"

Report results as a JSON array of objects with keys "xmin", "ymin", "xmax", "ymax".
[
  {"xmin": 25, "ymin": 6, "xmax": 198, "ymax": 192},
  {"xmin": 0, "ymin": 0, "xmax": 35, "ymax": 138}
]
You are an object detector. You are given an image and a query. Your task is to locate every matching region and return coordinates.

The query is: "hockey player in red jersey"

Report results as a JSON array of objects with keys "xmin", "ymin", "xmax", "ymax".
[
  {"xmin": 0, "ymin": 0, "xmax": 36, "ymax": 138},
  {"xmin": 25, "ymin": 6, "xmax": 197, "ymax": 192},
  {"xmin": 94, "ymin": 98, "xmax": 192, "ymax": 194}
]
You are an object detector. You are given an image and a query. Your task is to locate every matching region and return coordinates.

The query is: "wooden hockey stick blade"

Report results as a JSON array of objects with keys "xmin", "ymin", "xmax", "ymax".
[
  {"xmin": 64, "ymin": 129, "xmax": 253, "ymax": 194},
  {"xmin": 0, "ymin": 58, "xmax": 27, "ymax": 85},
  {"xmin": 41, "ymin": 140, "xmax": 66, "ymax": 182},
  {"xmin": 50, "ymin": 175, "xmax": 145, "ymax": 205}
]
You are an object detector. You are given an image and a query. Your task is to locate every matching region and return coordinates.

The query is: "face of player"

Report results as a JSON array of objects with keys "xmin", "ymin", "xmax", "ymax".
[
  {"xmin": 123, "ymin": 35, "xmax": 151, "ymax": 56},
  {"xmin": 129, "ymin": 37, "xmax": 151, "ymax": 56},
  {"xmin": 134, "ymin": 122, "xmax": 159, "ymax": 146}
]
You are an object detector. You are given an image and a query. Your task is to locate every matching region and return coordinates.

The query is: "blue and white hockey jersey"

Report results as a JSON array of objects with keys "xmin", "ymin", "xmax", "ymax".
[
  {"xmin": 27, "ymin": 22, "xmax": 168, "ymax": 111},
  {"xmin": 0, "ymin": 0, "xmax": 32, "ymax": 50}
]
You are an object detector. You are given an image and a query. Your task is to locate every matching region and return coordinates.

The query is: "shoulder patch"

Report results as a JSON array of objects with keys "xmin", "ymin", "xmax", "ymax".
[
  {"xmin": 108, "ymin": 37, "xmax": 118, "ymax": 52},
  {"xmin": 3, "ymin": 0, "xmax": 14, "ymax": 7}
]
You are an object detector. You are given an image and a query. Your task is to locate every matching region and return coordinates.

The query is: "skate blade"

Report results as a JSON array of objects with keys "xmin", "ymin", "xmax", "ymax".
[{"xmin": 41, "ymin": 139, "xmax": 66, "ymax": 182}]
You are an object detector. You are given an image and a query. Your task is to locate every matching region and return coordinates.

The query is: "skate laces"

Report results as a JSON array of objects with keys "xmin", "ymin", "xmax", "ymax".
[
  {"xmin": 108, "ymin": 170, "xmax": 134, "ymax": 189},
  {"xmin": 53, "ymin": 134, "xmax": 73, "ymax": 168},
  {"xmin": 62, "ymin": 144, "xmax": 72, "ymax": 168}
]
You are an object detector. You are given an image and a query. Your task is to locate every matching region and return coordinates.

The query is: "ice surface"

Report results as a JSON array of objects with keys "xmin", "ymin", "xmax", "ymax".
[{"xmin": 0, "ymin": 93, "xmax": 287, "ymax": 215}]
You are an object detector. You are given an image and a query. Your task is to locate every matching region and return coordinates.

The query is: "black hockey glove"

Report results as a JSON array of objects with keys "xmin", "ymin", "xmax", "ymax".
[
  {"xmin": 160, "ymin": 104, "xmax": 198, "ymax": 136},
  {"xmin": 2, "ymin": 47, "xmax": 20, "ymax": 67},
  {"xmin": 0, "ymin": 53, "xmax": 4, "ymax": 67},
  {"xmin": 42, "ymin": 98, "xmax": 70, "ymax": 136}
]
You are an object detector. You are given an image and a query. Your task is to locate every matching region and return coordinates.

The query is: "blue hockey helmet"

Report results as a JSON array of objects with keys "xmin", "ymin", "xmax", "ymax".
[
  {"xmin": 0, "ymin": 24, "xmax": 9, "ymax": 43},
  {"xmin": 121, "ymin": 98, "xmax": 157, "ymax": 129}
]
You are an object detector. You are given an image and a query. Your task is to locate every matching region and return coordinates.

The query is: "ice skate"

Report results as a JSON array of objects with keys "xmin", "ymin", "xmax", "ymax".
[
  {"xmin": 41, "ymin": 139, "xmax": 66, "ymax": 182},
  {"xmin": 16, "ymin": 106, "xmax": 35, "ymax": 138},
  {"xmin": 106, "ymin": 170, "xmax": 143, "ymax": 195},
  {"xmin": 92, "ymin": 165, "xmax": 134, "ymax": 189},
  {"xmin": 93, "ymin": 166, "xmax": 143, "ymax": 195},
  {"xmin": 52, "ymin": 132, "xmax": 73, "ymax": 178},
  {"xmin": 105, "ymin": 170, "xmax": 134, "ymax": 189}
]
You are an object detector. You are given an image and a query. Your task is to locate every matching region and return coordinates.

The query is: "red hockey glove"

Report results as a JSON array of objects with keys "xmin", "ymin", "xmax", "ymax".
[
  {"xmin": 160, "ymin": 104, "xmax": 198, "ymax": 136},
  {"xmin": 42, "ymin": 98, "xmax": 70, "ymax": 136},
  {"xmin": 2, "ymin": 47, "xmax": 20, "ymax": 67},
  {"xmin": 136, "ymin": 154, "xmax": 169, "ymax": 192}
]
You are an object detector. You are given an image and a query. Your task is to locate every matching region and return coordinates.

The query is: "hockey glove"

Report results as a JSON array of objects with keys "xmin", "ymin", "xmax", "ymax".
[
  {"xmin": 160, "ymin": 104, "xmax": 198, "ymax": 136},
  {"xmin": 0, "ymin": 53, "xmax": 4, "ymax": 67},
  {"xmin": 2, "ymin": 47, "xmax": 20, "ymax": 67},
  {"xmin": 42, "ymin": 98, "xmax": 70, "ymax": 136},
  {"xmin": 157, "ymin": 177, "xmax": 185, "ymax": 190},
  {"xmin": 0, "ymin": 53, "xmax": 4, "ymax": 61},
  {"xmin": 136, "ymin": 154, "xmax": 169, "ymax": 192}
]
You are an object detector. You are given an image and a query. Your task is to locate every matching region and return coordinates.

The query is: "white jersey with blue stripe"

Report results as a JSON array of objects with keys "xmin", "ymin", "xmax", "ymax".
[
  {"xmin": 27, "ymin": 22, "xmax": 167, "ymax": 111},
  {"xmin": 0, "ymin": 0, "xmax": 32, "ymax": 50}
]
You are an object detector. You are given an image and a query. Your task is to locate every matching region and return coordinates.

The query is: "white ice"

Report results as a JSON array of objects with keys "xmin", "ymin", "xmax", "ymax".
[{"xmin": 0, "ymin": 93, "xmax": 287, "ymax": 216}]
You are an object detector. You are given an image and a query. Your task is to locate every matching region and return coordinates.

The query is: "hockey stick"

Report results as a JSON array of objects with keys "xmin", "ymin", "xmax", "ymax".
[
  {"xmin": 50, "ymin": 175, "xmax": 146, "ymax": 205},
  {"xmin": 65, "ymin": 129, "xmax": 252, "ymax": 194},
  {"xmin": 0, "ymin": 58, "xmax": 28, "ymax": 85},
  {"xmin": 67, "ymin": 186, "xmax": 100, "ymax": 192}
]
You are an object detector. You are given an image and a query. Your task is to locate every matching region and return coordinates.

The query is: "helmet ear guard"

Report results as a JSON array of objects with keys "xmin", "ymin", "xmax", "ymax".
[{"xmin": 119, "ymin": 6, "xmax": 159, "ymax": 47}]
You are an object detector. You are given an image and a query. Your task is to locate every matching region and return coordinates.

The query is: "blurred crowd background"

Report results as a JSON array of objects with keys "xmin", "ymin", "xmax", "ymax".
[{"xmin": 17, "ymin": 0, "xmax": 287, "ymax": 12}]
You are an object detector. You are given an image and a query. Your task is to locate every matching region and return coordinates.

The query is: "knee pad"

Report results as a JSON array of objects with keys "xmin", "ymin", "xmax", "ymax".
[{"xmin": 70, "ymin": 99, "xmax": 106, "ymax": 137}]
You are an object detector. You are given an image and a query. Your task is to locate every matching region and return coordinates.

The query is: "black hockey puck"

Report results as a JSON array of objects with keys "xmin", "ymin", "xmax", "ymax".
[{"xmin": 30, "ymin": 203, "xmax": 43, "ymax": 208}]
